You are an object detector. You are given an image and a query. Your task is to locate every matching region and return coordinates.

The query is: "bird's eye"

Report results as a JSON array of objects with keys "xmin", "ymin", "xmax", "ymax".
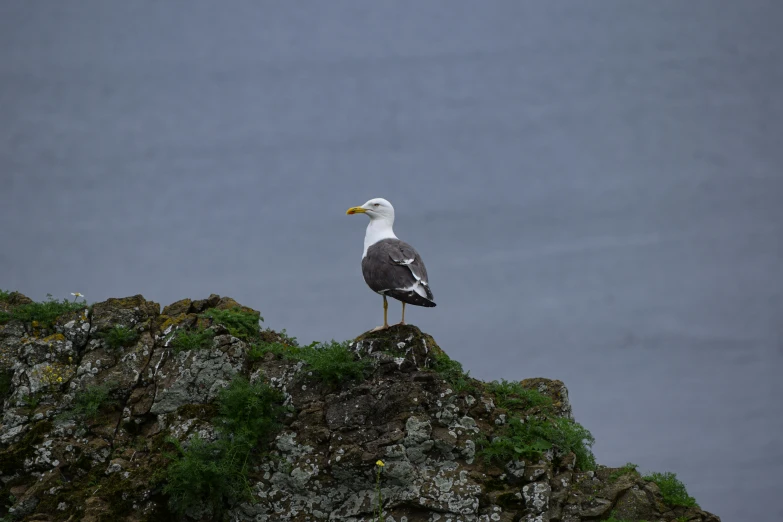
[{"xmin": 374, "ymin": 203, "xmax": 380, "ymax": 207}]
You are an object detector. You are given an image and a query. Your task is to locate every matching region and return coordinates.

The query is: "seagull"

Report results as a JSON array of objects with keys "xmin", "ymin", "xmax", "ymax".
[{"xmin": 346, "ymin": 198, "xmax": 435, "ymax": 331}]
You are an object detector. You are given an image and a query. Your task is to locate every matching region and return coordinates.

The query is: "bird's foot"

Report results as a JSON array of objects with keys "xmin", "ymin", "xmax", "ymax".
[
  {"xmin": 394, "ymin": 321, "xmax": 406, "ymax": 326},
  {"xmin": 370, "ymin": 324, "xmax": 390, "ymax": 332}
]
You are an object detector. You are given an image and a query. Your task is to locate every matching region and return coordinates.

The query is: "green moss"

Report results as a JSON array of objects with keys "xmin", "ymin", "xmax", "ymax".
[
  {"xmin": 486, "ymin": 379, "xmax": 553, "ymax": 411},
  {"xmin": 8, "ymin": 294, "xmax": 86, "ymax": 329},
  {"xmin": 430, "ymin": 351, "xmax": 475, "ymax": 393},
  {"xmin": 202, "ymin": 307, "xmax": 262, "ymax": 340},
  {"xmin": 0, "ymin": 311, "xmax": 9, "ymax": 324},
  {"xmin": 643, "ymin": 471, "xmax": 698, "ymax": 508},
  {"xmin": 170, "ymin": 328, "xmax": 215, "ymax": 352},
  {"xmin": 98, "ymin": 325, "xmax": 139, "ymax": 349},
  {"xmin": 477, "ymin": 414, "xmax": 596, "ymax": 470}
]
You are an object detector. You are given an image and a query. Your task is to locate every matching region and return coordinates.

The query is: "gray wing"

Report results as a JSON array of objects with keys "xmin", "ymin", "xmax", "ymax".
[{"xmin": 361, "ymin": 238, "xmax": 436, "ymax": 307}]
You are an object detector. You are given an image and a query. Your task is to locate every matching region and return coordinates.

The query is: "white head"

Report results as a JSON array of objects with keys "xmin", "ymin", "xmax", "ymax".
[
  {"xmin": 346, "ymin": 197, "xmax": 395, "ymax": 224},
  {"xmin": 346, "ymin": 197, "xmax": 398, "ymax": 257}
]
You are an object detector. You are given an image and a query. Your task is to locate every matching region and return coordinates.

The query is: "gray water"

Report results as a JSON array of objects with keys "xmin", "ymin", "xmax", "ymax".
[{"xmin": 2, "ymin": 2, "xmax": 782, "ymax": 520}]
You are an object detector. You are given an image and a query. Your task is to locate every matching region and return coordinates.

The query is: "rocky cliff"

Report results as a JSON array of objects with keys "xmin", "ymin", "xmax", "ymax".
[{"xmin": 0, "ymin": 292, "xmax": 720, "ymax": 522}]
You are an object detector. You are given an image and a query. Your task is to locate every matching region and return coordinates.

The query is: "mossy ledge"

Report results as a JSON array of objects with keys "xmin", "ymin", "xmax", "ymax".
[{"xmin": 0, "ymin": 292, "xmax": 721, "ymax": 522}]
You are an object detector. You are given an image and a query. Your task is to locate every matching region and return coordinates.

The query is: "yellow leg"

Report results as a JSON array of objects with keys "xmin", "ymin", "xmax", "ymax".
[
  {"xmin": 370, "ymin": 296, "xmax": 391, "ymax": 332},
  {"xmin": 400, "ymin": 302, "xmax": 406, "ymax": 325},
  {"xmin": 370, "ymin": 295, "xmax": 389, "ymax": 332}
]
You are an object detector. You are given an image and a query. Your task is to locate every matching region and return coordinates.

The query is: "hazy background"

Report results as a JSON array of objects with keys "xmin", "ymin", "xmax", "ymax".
[{"xmin": 1, "ymin": 1, "xmax": 782, "ymax": 520}]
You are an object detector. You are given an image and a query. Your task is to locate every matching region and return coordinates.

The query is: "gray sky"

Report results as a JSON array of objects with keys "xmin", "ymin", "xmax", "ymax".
[{"xmin": 1, "ymin": 2, "xmax": 782, "ymax": 520}]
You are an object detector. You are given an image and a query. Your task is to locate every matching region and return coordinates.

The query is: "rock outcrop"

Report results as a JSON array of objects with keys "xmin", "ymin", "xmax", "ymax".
[{"xmin": 0, "ymin": 293, "xmax": 721, "ymax": 522}]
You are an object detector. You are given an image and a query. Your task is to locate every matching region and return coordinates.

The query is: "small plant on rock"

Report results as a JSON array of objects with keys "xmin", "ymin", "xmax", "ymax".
[
  {"xmin": 430, "ymin": 351, "xmax": 475, "ymax": 393},
  {"xmin": 249, "ymin": 328, "xmax": 300, "ymax": 360},
  {"xmin": 486, "ymin": 379, "xmax": 553, "ymax": 411},
  {"xmin": 169, "ymin": 328, "xmax": 215, "ymax": 353},
  {"xmin": 71, "ymin": 383, "xmax": 116, "ymax": 420},
  {"xmin": 21, "ymin": 392, "xmax": 41, "ymax": 411},
  {"xmin": 215, "ymin": 377, "xmax": 287, "ymax": 445},
  {"xmin": 99, "ymin": 325, "xmax": 139, "ymax": 349},
  {"xmin": 33, "ymin": 362, "xmax": 69, "ymax": 386},
  {"xmin": 477, "ymin": 416, "xmax": 554, "ymax": 463},
  {"xmin": 643, "ymin": 471, "xmax": 698, "ymax": 508},
  {"xmin": 252, "ymin": 339, "xmax": 371, "ymax": 386},
  {"xmin": 163, "ymin": 376, "xmax": 287, "ymax": 516},
  {"xmin": 374, "ymin": 460, "xmax": 385, "ymax": 522},
  {"xmin": 247, "ymin": 339, "xmax": 292, "ymax": 360},
  {"xmin": 202, "ymin": 307, "xmax": 262, "ymax": 340},
  {"xmin": 164, "ymin": 434, "xmax": 248, "ymax": 516},
  {"xmin": 0, "ymin": 289, "xmax": 11, "ymax": 301},
  {"xmin": 609, "ymin": 462, "xmax": 639, "ymax": 482},
  {"xmin": 8, "ymin": 294, "xmax": 86, "ymax": 329},
  {"xmin": 548, "ymin": 416, "xmax": 596, "ymax": 470},
  {"xmin": 478, "ymin": 414, "xmax": 596, "ymax": 470},
  {"xmin": 297, "ymin": 341, "xmax": 371, "ymax": 387}
]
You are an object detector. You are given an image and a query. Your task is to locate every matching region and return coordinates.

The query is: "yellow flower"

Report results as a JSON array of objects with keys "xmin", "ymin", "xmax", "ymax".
[
  {"xmin": 57, "ymin": 377, "xmax": 63, "ymax": 382},
  {"xmin": 376, "ymin": 460, "xmax": 385, "ymax": 467}
]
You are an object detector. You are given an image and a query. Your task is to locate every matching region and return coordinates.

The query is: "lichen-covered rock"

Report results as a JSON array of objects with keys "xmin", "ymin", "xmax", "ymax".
[
  {"xmin": 76, "ymin": 296, "xmax": 160, "ymax": 397},
  {"xmin": 149, "ymin": 334, "xmax": 246, "ymax": 415},
  {"xmin": 350, "ymin": 324, "xmax": 445, "ymax": 372},
  {"xmin": 0, "ymin": 293, "xmax": 721, "ymax": 522}
]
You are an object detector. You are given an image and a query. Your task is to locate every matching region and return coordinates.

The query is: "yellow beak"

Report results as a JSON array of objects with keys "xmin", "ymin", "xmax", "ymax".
[{"xmin": 346, "ymin": 206, "xmax": 367, "ymax": 215}]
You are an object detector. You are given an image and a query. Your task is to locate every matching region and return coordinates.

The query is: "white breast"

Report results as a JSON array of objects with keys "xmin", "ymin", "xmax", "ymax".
[{"xmin": 362, "ymin": 220, "xmax": 397, "ymax": 258}]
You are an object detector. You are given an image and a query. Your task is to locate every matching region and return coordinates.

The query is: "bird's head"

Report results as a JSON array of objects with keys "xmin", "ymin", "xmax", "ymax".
[{"xmin": 346, "ymin": 198, "xmax": 395, "ymax": 222}]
